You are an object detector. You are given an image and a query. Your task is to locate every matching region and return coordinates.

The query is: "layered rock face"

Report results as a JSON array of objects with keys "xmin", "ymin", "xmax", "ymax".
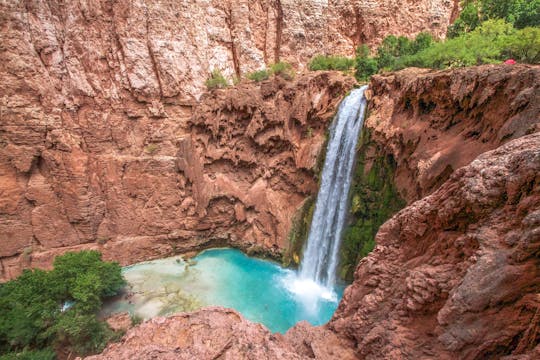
[
  {"xmin": 364, "ymin": 64, "xmax": 540, "ymax": 203},
  {"xmin": 1, "ymin": 0, "xmax": 458, "ymax": 100},
  {"xmin": 331, "ymin": 133, "xmax": 540, "ymax": 359},
  {"xmin": 0, "ymin": 0, "xmax": 456, "ymax": 279},
  {"xmin": 0, "ymin": 69, "xmax": 354, "ymax": 280}
]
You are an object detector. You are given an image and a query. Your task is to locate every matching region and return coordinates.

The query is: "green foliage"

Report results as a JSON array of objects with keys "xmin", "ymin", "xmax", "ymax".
[
  {"xmin": 449, "ymin": 0, "xmax": 540, "ymax": 37},
  {"xmin": 401, "ymin": 20, "xmax": 540, "ymax": 68},
  {"xmin": 308, "ymin": 55, "xmax": 355, "ymax": 71},
  {"xmin": 376, "ymin": 35, "xmax": 413, "ymax": 69},
  {"xmin": 284, "ymin": 196, "xmax": 316, "ymax": 268},
  {"xmin": 0, "ymin": 349, "xmax": 55, "ymax": 360},
  {"xmin": 353, "ymin": 32, "xmax": 434, "ymax": 80},
  {"xmin": 505, "ymin": 27, "xmax": 540, "ymax": 63},
  {"xmin": 269, "ymin": 61, "xmax": 295, "ymax": 80},
  {"xmin": 52, "ymin": 311, "xmax": 120, "ymax": 355},
  {"xmin": 448, "ymin": 2, "xmax": 481, "ymax": 38},
  {"xmin": 355, "ymin": 45, "xmax": 378, "ymax": 81},
  {"xmin": 247, "ymin": 62, "xmax": 295, "ymax": 82},
  {"xmin": 0, "ymin": 251, "xmax": 125, "ymax": 357},
  {"xmin": 339, "ymin": 129, "xmax": 405, "ymax": 281},
  {"xmin": 247, "ymin": 69, "xmax": 270, "ymax": 82},
  {"xmin": 204, "ymin": 69, "xmax": 229, "ymax": 90},
  {"xmin": 144, "ymin": 144, "xmax": 159, "ymax": 154}
]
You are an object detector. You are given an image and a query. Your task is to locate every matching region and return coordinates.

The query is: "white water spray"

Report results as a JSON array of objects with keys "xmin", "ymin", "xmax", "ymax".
[{"xmin": 299, "ymin": 86, "xmax": 368, "ymax": 288}]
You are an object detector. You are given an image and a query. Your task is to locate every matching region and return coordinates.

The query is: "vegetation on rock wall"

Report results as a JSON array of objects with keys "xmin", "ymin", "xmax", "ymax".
[
  {"xmin": 283, "ymin": 196, "xmax": 316, "ymax": 268},
  {"xmin": 339, "ymin": 129, "xmax": 406, "ymax": 281},
  {"xmin": 0, "ymin": 251, "xmax": 125, "ymax": 358},
  {"xmin": 247, "ymin": 61, "xmax": 295, "ymax": 82},
  {"xmin": 448, "ymin": 0, "xmax": 540, "ymax": 37},
  {"xmin": 308, "ymin": 2, "xmax": 539, "ymax": 80},
  {"xmin": 205, "ymin": 69, "xmax": 229, "ymax": 89}
]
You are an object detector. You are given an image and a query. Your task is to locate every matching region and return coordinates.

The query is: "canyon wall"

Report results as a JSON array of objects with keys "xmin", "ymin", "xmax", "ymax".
[
  {"xmin": 0, "ymin": 70, "xmax": 354, "ymax": 281},
  {"xmin": 88, "ymin": 64, "xmax": 540, "ymax": 359},
  {"xmin": 0, "ymin": 0, "xmax": 456, "ymax": 280},
  {"xmin": 331, "ymin": 132, "xmax": 540, "ymax": 359},
  {"xmin": 364, "ymin": 64, "xmax": 540, "ymax": 204},
  {"xmin": 340, "ymin": 64, "xmax": 540, "ymax": 280}
]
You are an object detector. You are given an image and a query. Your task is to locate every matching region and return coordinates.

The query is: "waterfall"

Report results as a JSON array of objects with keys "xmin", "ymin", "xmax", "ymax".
[{"xmin": 299, "ymin": 85, "xmax": 368, "ymax": 288}]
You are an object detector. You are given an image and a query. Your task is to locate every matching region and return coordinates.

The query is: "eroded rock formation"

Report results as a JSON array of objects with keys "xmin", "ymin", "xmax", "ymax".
[
  {"xmin": 85, "ymin": 307, "xmax": 357, "ymax": 360},
  {"xmin": 0, "ymin": 70, "xmax": 354, "ymax": 281},
  {"xmin": 86, "ymin": 64, "xmax": 539, "ymax": 359},
  {"xmin": 364, "ymin": 64, "xmax": 540, "ymax": 203},
  {"xmin": 1, "ymin": 0, "xmax": 457, "ymax": 280},
  {"xmin": 85, "ymin": 132, "xmax": 540, "ymax": 359},
  {"xmin": 331, "ymin": 132, "xmax": 540, "ymax": 359},
  {"xmin": 340, "ymin": 64, "xmax": 540, "ymax": 281}
]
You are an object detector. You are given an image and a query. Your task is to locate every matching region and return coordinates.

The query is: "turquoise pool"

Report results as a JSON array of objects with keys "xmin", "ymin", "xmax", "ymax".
[{"xmin": 101, "ymin": 248, "xmax": 344, "ymax": 333}]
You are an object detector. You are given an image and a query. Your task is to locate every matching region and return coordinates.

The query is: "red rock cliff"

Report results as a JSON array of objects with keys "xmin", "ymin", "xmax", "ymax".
[
  {"xmin": 0, "ymin": 0, "xmax": 457, "ymax": 279},
  {"xmin": 83, "ymin": 65, "xmax": 540, "ymax": 359},
  {"xmin": 0, "ymin": 70, "xmax": 354, "ymax": 280}
]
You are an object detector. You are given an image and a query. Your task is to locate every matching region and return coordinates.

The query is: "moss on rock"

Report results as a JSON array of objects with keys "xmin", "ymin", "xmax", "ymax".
[
  {"xmin": 283, "ymin": 196, "xmax": 316, "ymax": 268},
  {"xmin": 339, "ymin": 128, "xmax": 406, "ymax": 281}
]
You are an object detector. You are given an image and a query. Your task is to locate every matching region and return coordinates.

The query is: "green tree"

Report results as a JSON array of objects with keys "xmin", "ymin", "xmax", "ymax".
[
  {"xmin": 355, "ymin": 45, "xmax": 378, "ymax": 81},
  {"xmin": 308, "ymin": 55, "xmax": 355, "ymax": 71},
  {"xmin": 448, "ymin": 2, "xmax": 481, "ymax": 37},
  {"xmin": 0, "ymin": 251, "xmax": 125, "ymax": 357}
]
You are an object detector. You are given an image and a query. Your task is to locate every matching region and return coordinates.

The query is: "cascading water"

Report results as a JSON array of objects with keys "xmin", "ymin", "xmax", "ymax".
[
  {"xmin": 102, "ymin": 88, "xmax": 369, "ymax": 334},
  {"xmin": 299, "ymin": 85, "xmax": 369, "ymax": 288}
]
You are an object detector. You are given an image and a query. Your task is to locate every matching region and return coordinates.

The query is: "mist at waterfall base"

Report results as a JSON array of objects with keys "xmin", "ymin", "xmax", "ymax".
[
  {"xmin": 101, "ymin": 249, "xmax": 344, "ymax": 333},
  {"xmin": 102, "ymin": 86, "xmax": 367, "ymax": 333}
]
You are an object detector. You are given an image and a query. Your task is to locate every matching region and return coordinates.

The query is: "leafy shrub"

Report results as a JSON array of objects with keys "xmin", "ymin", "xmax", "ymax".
[
  {"xmin": 355, "ymin": 45, "xmax": 378, "ymax": 81},
  {"xmin": 247, "ymin": 69, "xmax": 270, "ymax": 82},
  {"xmin": 449, "ymin": 0, "xmax": 540, "ymax": 37},
  {"xmin": 505, "ymin": 26, "xmax": 540, "ymax": 63},
  {"xmin": 144, "ymin": 144, "xmax": 159, "ymax": 154},
  {"xmin": 0, "ymin": 349, "xmax": 55, "ymax": 360},
  {"xmin": 269, "ymin": 61, "xmax": 295, "ymax": 80},
  {"xmin": 308, "ymin": 55, "xmax": 354, "ymax": 71},
  {"xmin": 448, "ymin": 2, "xmax": 482, "ymax": 38},
  {"xmin": 204, "ymin": 69, "xmax": 228, "ymax": 89},
  {"xmin": 0, "ymin": 251, "xmax": 125, "ymax": 357},
  {"xmin": 401, "ymin": 20, "xmax": 539, "ymax": 68}
]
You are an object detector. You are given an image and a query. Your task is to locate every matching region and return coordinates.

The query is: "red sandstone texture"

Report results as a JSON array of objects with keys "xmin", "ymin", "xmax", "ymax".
[
  {"xmin": 364, "ymin": 64, "xmax": 540, "ymax": 203},
  {"xmin": 331, "ymin": 133, "xmax": 540, "ymax": 359},
  {"xmin": 84, "ymin": 307, "xmax": 356, "ymax": 360},
  {"xmin": 1, "ymin": 0, "xmax": 456, "ymax": 279},
  {"xmin": 0, "ymin": 69, "xmax": 354, "ymax": 281},
  {"xmin": 85, "ymin": 132, "xmax": 540, "ymax": 359}
]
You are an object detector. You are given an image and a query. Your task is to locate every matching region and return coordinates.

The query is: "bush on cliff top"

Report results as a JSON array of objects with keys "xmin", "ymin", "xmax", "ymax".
[
  {"xmin": 400, "ymin": 20, "xmax": 540, "ymax": 68},
  {"xmin": 246, "ymin": 61, "xmax": 295, "ymax": 82},
  {"xmin": 448, "ymin": 0, "xmax": 540, "ymax": 37},
  {"xmin": 308, "ymin": 55, "xmax": 355, "ymax": 71},
  {"xmin": 0, "ymin": 251, "xmax": 125, "ymax": 358},
  {"xmin": 205, "ymin": 69, "xmax": 229, "ymax": 90}
]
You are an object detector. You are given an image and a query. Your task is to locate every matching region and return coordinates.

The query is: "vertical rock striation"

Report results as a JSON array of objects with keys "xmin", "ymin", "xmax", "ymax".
[{"xmin": 0, "ymin": 0, "xmax": 457, "ymax": 279}]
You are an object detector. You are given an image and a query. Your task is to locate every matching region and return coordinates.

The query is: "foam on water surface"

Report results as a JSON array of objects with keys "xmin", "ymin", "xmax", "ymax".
[{"xmin": 101, "ymin": 248, "xmax": 343, "ymax": 333}]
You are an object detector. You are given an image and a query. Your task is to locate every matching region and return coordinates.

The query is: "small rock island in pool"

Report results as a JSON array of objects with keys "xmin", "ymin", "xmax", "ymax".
[{"xmin": 101, "ymin": 248, "xmax": 344, "ymax": 333}]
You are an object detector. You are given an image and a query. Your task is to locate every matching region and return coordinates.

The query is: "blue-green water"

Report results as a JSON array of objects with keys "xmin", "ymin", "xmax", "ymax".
[{"xmin": 101, "ymin": 248, "xmax": 344, "ymax": 333}]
